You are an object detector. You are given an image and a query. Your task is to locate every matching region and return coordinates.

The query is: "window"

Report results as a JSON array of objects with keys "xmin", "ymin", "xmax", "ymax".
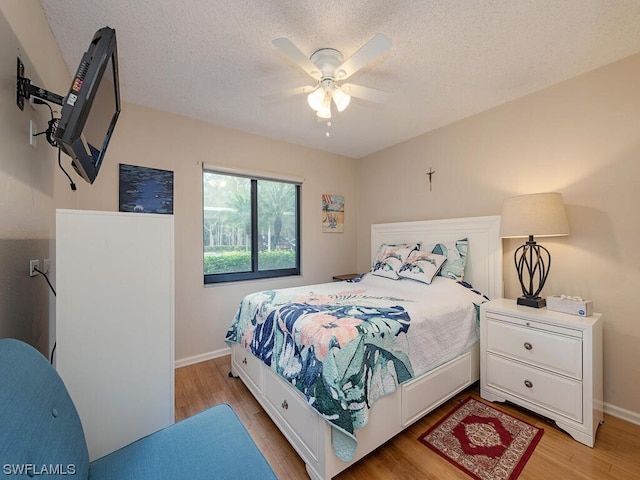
[{"xmin": 203, "ymin": 169, "xmax": 301, "ymax": 283}]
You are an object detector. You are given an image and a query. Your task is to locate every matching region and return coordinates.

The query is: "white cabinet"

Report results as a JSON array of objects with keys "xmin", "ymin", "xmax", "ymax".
[
  {"xmin": 480, "ymin": 298, "xmax": 603, "ymax": 447},
  {"xmin": 56, "ymin": 209, "xmax": 174, "ymax": 460}
]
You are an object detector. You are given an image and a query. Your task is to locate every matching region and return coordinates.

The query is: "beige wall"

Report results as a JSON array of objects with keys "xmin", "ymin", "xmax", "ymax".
[
  {"xmin": 357, "ymin": 53, "xmax": 640, "ymax": 418},
  {"xmin": 0, "ymin": 1, "xmax": 76, "ymax": 356}
]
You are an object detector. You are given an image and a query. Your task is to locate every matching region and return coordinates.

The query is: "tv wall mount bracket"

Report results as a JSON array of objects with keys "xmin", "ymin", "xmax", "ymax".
[{"xmin": 16, "ymin": 57, "xmax": 63, "ymax": 110}]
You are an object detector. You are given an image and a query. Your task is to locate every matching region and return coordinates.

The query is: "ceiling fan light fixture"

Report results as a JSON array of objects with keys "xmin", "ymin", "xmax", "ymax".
[
  {"xmin": 307, "ymin": 87, "xmax": 325, "ymax": 111},
  {"xmin": 268, "ymin": 34, "xmax": 392, "ymax": 123},
  {"xmin": 316, "ymin": 92, "xmax": 332, "ymax": 119},
  {"xmin": 332, "ymin": 87, "xmax": 351, "ymax": 112}
]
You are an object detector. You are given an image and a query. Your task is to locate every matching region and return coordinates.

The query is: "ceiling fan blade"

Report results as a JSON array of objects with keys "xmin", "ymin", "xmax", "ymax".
[
  {"xmin": 337, "ymin": 33, "xmax": 391, "ymax": 80},
  {"xmin": 261, "ymin": 85, "xmax": 317, "ymax": 102},
  {"xmin": 272, "ymin": 38, "xmax": 321, "ymax": 79},
  {"xmin": 340, "ymin": 83, "xmax": 391, "ymax": 104}
]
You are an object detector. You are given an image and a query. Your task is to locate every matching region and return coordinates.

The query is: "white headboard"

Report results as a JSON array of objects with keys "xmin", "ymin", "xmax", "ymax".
[{"xmin": 371, "ymin": 216, "xmax": 503, "ymax": 299}]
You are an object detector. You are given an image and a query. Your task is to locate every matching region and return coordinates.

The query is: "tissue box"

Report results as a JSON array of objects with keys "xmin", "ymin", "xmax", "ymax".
[{"xmin": 546, "ymin": 295, "xmax": 593, "ymax": 317}]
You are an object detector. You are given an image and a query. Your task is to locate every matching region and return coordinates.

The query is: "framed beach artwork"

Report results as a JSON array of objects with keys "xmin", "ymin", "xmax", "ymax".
[
  {"xmin": 322, "ymin": 194, "xmax": 344, "ymax": 233},
  {"xmin": 119, "ymin": 164, "xmax": 174, "ymax": 214}
]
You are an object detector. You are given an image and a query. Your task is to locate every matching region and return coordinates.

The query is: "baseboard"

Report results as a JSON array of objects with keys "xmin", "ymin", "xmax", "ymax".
[
  {"xmin": 175, "ymin": 346, "xmax": 231, "ymax": 369},
  {"xmin": 604, "ymin": 401, "xmax": 640, "ymax": 426}
]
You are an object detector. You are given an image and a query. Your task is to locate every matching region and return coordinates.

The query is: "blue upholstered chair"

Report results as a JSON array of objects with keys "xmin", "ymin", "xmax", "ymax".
[{"xmin": 0, "ymin": 338, "xmax": 277, "ymax": 479}]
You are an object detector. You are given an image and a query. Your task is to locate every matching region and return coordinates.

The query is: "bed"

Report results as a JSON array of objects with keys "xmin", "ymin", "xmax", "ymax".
[{"xmin": 226, "ymin": 216, "xmax": 502, "ymax": 480}]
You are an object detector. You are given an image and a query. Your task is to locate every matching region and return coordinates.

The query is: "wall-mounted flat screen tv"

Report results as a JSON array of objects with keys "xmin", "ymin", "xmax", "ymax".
[{"xmin": 54, "ymin": 27, "xmax": 121, "ymax": 184}]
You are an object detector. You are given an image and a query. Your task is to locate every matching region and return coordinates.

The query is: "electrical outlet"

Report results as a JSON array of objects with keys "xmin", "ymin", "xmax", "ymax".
[
  {"xmin": 29, "ymin": 260, "xmax": 40, "ymax": 277},
  {"xmin": 29, "ymin": 120, "xmax": 37, "ymax": 148},
  {"xmin": 43, "ymin": 259, "xmax": 51, "ymax": 274}
]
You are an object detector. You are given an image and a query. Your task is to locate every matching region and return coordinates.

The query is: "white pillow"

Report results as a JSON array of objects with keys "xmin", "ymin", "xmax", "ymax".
[
  {"xmin": 398, "ymin": 251, "xmax": 447, "ymax": 284},
  {"xmin": 371, "ymin": 244, "xmax": 414, "ymax": 280}
]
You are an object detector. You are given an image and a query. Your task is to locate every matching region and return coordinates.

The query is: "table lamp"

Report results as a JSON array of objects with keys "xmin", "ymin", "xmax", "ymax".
[{"xmin": 500, "ymin": 192, "xmax": 570, "ymax": 308}]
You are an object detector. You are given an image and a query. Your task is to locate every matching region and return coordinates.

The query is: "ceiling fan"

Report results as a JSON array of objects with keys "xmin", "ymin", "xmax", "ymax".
[{"xmin": 263, "ymin": 33, "xmax": 392, "ymax": 120}]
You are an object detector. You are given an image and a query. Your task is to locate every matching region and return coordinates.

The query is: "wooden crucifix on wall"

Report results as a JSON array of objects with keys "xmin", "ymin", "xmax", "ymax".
[{"xmin": 426, "ymin": 168, "xmax": 435, "ymax": 191}]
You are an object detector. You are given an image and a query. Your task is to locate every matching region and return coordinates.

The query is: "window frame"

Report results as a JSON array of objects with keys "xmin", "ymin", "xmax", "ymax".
[{"xmin": 203, "ymin": 168, "xmax": 301, "ymax": 284}]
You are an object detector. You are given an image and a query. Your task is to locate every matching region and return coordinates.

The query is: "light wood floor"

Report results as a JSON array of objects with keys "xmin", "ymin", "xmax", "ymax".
[{"xmin": 175, "ymin": 355, "xmax": 640, "ymax": 479}]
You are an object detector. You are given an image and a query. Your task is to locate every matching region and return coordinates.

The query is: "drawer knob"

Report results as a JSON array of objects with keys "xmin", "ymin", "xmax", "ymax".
[
  {"xmin": 524, "ymin": 342, "xmax": 533, "ymax": 351},
  {"xmin": 281, "ymin": 400, "xmax": 289, "ymax": 410},
  {"xmin": 524, "ymin": 380, "xmax": 533, "ymax": 389},
  {"xmin": 242, "ymin": 357, "xmax": 248, "ymax": 365}
]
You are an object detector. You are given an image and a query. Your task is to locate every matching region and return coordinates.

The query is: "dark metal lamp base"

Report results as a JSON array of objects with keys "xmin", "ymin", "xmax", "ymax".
[{"xmin": 517, "ymin": 296, "xmax": 546, "ymax": 308}]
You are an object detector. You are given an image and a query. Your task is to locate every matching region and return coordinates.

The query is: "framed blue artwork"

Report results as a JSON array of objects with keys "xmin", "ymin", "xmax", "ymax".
[{"xmin": 119, "ymin": 164, "xmax": 174, "ymax": 214}]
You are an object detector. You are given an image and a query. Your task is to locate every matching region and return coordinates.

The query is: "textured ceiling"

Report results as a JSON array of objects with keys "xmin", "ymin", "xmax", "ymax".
[{"xmin": 39, "ymin": 0, "xmax": 640, "ymax": 159}]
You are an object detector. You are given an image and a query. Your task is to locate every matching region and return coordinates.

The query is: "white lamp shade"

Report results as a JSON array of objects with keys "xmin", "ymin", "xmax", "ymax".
[
  {"xmin": 316, "ymin": 92, "xmax": 332, "ymax": 119},
  {"xmin": 307, "ymin": 88, "xmax": 325, "ymax": 111},
  {"xmin": 332, "ymin": 87, "xmax": 351, "ymax": 112},
  {"xmin": 500, "ymin": 192, "xmax": 570, "ymax": 238}
]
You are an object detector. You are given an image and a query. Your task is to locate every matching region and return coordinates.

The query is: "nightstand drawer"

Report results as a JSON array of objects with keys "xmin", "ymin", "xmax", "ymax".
[
  {"xmin": 486, "ymin": 318, "xmax": 582, "ymax": 379},
  {"xmin": 486, "ymin": 353, "xmax": 582, "ymax": 422}
]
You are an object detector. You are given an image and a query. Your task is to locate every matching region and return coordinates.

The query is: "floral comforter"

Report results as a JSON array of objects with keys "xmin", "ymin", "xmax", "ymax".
[{"xmin": 225, "ymin": 274, "xmax": 487, "ymax": 461}]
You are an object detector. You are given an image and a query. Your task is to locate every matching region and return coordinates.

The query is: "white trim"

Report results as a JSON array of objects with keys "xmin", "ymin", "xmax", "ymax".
[
  {"xmin": 175, "ymin": 346, "xmax": 231, "ymax": 369},
  {"xmin": 604, "ymin": 401, "xmax": 640, "ymax": 426},
  {"xmin": 203, "ymin": 163, "xmax": 304, "ymax": 184}
]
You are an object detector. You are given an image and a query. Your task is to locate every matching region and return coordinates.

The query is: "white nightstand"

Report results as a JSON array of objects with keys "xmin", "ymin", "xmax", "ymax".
[{"xmin": 480, "ymin": 298, "xmax": 603, "ymax": 447}]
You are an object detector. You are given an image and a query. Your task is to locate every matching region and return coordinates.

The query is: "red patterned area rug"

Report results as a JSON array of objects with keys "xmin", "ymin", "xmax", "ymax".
[{"xmin": 418, "ymin": 397, "xmax": 543, "ymax": 480}]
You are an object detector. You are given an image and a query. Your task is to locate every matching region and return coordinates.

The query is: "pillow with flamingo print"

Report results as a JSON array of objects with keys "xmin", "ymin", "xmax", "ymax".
[
  {"xmin": 370, "ymin": 244, "xmax": 415, "ymax": 280},
  {"xmin": 398, "ymin": 250, "xmax": 447, "ymax": 284}
]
